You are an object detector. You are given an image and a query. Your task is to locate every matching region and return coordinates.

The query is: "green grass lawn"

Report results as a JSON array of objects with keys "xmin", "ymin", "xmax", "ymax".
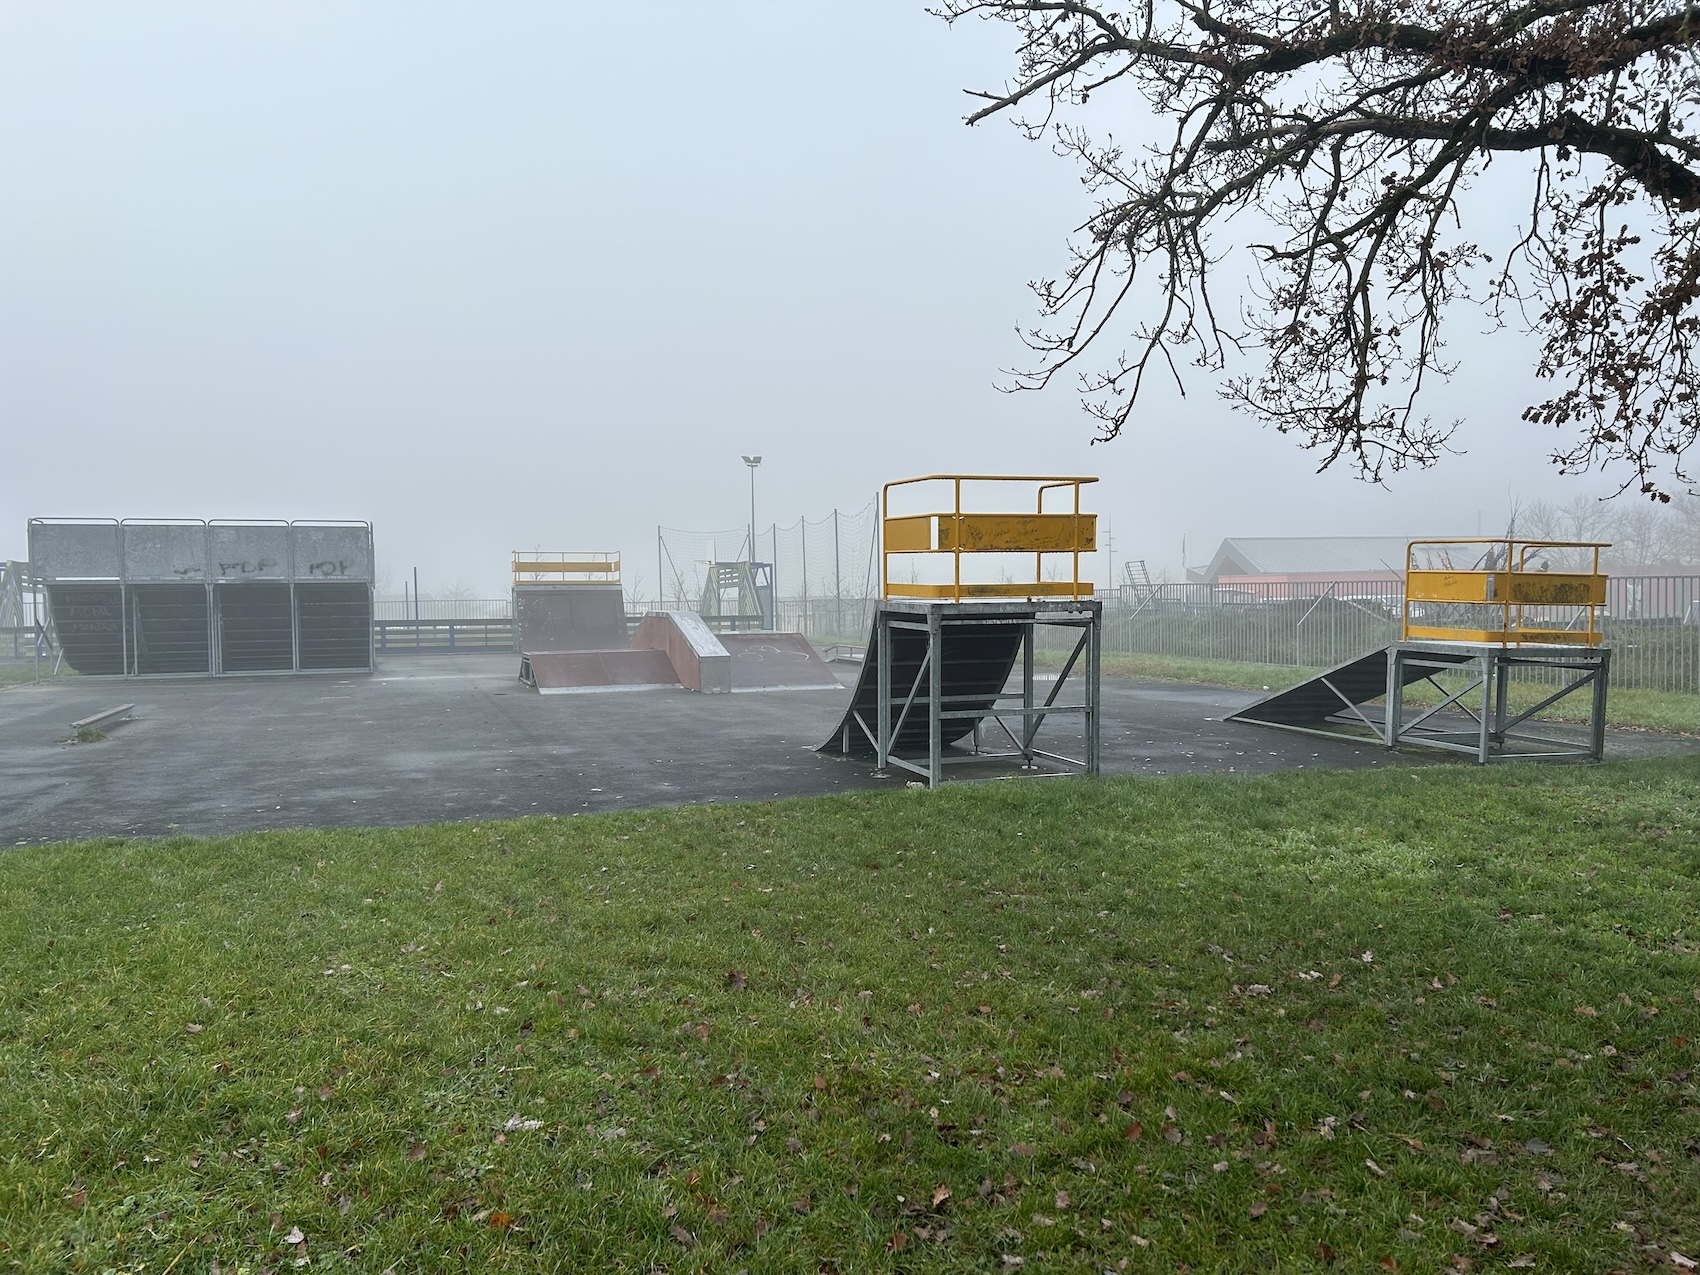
[
  {"xmin": 1083, "ymin": 651, "xmax": 1700, "ymax": 735},
  {"xmin": 3, "ymin": 764, "xmax": 1699, "ymax": 1273}
]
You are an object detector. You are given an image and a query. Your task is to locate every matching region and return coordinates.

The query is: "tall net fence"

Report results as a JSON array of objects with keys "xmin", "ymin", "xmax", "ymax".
[
  {"xmin": 654, "ymin": 525, "xmax": 753, "ymax": 614},
  {"xmin": 654, "ymin": 497, "xmax": 880, "ymax": 638}
]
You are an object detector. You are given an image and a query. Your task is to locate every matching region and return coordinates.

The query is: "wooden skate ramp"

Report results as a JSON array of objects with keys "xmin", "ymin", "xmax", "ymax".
[
  {"xmin": 513, "ymin": 584, "xmax": 628, "ymax": 653},
  {"xmin": 519, "ymin": 649, "xmax": 681, "ymax": 694},
  {"xmin": 719, "ymin": 632, "xmax": 841, "ymax": 691}
]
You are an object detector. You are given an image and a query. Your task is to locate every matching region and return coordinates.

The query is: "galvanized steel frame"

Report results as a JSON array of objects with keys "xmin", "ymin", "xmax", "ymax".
[
  {"xmin": 1384, "ymin": 641, "xmax": 1611, "ymax": 763},
  {"xmin": 864, "ymin": 598, "xmax": 1101, "ymax": 789}
]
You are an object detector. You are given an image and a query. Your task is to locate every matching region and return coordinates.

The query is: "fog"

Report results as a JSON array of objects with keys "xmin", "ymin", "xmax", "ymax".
[{"xmin": 0, "ymin": 2, "xmax": 1641, "ymax": 599}]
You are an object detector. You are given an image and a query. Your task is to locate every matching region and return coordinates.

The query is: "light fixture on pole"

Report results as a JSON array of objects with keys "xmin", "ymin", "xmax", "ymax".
[{"xmin": 741, "ymin": 455, "xmax": 762, "ymax": 564}]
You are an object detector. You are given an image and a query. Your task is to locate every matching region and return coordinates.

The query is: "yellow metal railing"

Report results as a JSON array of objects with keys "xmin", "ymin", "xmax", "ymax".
[
  {"xmin": 511, "ymin": 551, "xmax": 621, "ymax": 583},
  {"xmin": 882, "ymin": 475, "xmax": 1097, "ymax": 602},
  {"xmin": 1402, "ymin": 539, "xmax": 1608, "ymax": 645}
]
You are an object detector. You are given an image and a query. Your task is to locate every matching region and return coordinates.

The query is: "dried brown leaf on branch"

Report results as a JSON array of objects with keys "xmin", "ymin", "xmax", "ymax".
[{"xmin": 937, "ymin": 0, "xmax": 1700, "ymax": 497}]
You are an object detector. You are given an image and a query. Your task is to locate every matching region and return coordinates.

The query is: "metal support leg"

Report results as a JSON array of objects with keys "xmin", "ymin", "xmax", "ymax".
[
  {"xmin": 1478, "ymin": 653, "xmax": 1494, "ymax": 764},
  {"xmin": 1493, "ymin": 656, "xmax": 1512, "ymax": 747},
  {"xmin": 876, "ymin": 609, "xmax": 892, "ymax": 775},
  {"xmin": 927, "ymin": 608, "xmax": 943, "ymax": 788},
  {"xmin": 1590, "ymin": 649, "xmax": 1610, "ymax": 762},
  {"xmin": 1086, "ymin": 607, "xmax": 1101, "ymax": 776},
  {"xmin": 1021, "ymin": 619, "xmax": 1036, "ymax": 763},
  {"xmin": 1387, "ymin": 648, "xmax": 1406, "ymax": 747}
]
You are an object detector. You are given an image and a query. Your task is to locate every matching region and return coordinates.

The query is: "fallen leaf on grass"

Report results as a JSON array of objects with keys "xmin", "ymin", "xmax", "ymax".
[
  {"xmin": 1123, "ymin": 1121, "xmax": 1144, "ymax": 1140},
  {"xmin": 887, "ymin": 1231, "xmax": 908, "ymax": 1252},
  {"xmin": 1365, "ymin": 1158, "xmax": 1387, "ymax": 1177},
  {"xmin": 932, "ymin": 1184, "xmax": 951, "ymax": 1208},
  {"xmin": 185, "ymin": 1023, "xmax": 204, "ymax": 1034},
  {"xmin": 1507, "ymin": 1257, "xmax": 1535, "ymax": 1269},
  {"xmin": 1574, "ymin": 1005, "xmax": 1598, "ymax": 1017},
  {"xmin": 503, "ymin": 1116, "xmax": 543, "ymax": 1132},
  {"xmin": 669, "ymin": 1223, "xmax": 695, "ymax": 1246},
  {"xmin": 1163, "ymin": 1124, "xmax": 1183, "ymax": 1144},
  {"xmin": 283, "ymin": 1226, "xmax": 305, "ymax": 1245},
  {"xmin": 407, "ymin": 1142, "xmax": 428, "ymax": 1161},
  {"xmin": 1379, "ymin": 1259, "xmax": 1398, "ymax": 1272},
  {"xmin": 725, "ymin": 970, "xmax": 747, "ymax": 991},
  {"xmin": 1249, "ymin": 1201, "xmax": 1267, "ymax": 1219},
  {"xmin": 488, "ymin": 1211, "xmax": 513, "ymax": 1230}
]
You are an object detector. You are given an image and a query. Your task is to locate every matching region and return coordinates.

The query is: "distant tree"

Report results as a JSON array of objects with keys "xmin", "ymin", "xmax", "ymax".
[
  {"xmin": 1518, "ymin": 489, "xmax": 1700, "ymax": 563},
  {"xmin": 937, "ymin": 0, "xmax": 1700, "ymax": 498}
]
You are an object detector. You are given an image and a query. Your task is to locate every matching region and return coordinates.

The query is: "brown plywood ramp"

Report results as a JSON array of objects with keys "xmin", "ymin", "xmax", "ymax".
[
  {"xmin": 719, "ymin": 632, "xmax": 842, "ymax": 691},
  {"xmin": 632, "ymin": 611, "xmax": 731, "ymax": 693},
  {"xmin": 514, "ymin": 584, "xmax": 628, "ymax": 652},
  {"xmin": 520, "ymin": 649, "xmax": 681, "ymax": 694}
]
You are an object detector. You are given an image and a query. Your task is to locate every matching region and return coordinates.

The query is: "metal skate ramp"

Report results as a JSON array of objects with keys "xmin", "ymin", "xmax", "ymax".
[
  {"xmin": 1225, "ymin": 647, "xmax": 1457, "ymax": 733},
  {"xmin": 820, "ymin": 613, "xmax": 1024, "ymax": 756}
]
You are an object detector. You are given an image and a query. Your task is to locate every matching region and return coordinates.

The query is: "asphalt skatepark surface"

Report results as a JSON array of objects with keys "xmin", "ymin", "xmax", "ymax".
[{"xmin": 3, "ymin": 651, "xmax": 1696, "ymax": 846}]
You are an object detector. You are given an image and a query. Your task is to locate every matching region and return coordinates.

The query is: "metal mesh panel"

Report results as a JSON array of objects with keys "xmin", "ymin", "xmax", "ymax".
[
  {"xmin": 296, "ymin": 583, "xmax": 372, "ymax": 670},
  {"xmin": 217, "ymin": 584, "xmax": 295, "ymax": 672},
  {"xmin": 128, "ymin": 584, "xmax": 211, "ymax": 674},
  {"xmin": 46, "ymin": 586, "xmax": 125, "ymax": 674}
]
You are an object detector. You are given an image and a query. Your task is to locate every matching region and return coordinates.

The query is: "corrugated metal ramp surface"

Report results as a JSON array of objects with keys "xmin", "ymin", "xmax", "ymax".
[
  {"xmin": 1226, "ymin": 645, "xmax": 1471, "ymax": 729},
  {"xmin": 820, "ymin": 618, "xmax": 1024, "ymax": 756}
]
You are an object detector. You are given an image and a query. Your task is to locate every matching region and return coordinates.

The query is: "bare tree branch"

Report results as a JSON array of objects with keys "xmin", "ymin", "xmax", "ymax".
[{"xmin": 935, "ymin": 0, "xmax": 1700, "ymax": 496}]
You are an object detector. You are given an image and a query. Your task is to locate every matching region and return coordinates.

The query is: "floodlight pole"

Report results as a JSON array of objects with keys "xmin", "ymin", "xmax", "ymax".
[{"xmin": 741, "ymin": 455, "xmax": 762, "ymax": 564}]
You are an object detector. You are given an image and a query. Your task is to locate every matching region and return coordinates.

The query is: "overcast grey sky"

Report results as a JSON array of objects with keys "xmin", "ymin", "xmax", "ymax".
[{"xmin": 0, "ymin": 2, "xmax": 1625, "ymax": 595}]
